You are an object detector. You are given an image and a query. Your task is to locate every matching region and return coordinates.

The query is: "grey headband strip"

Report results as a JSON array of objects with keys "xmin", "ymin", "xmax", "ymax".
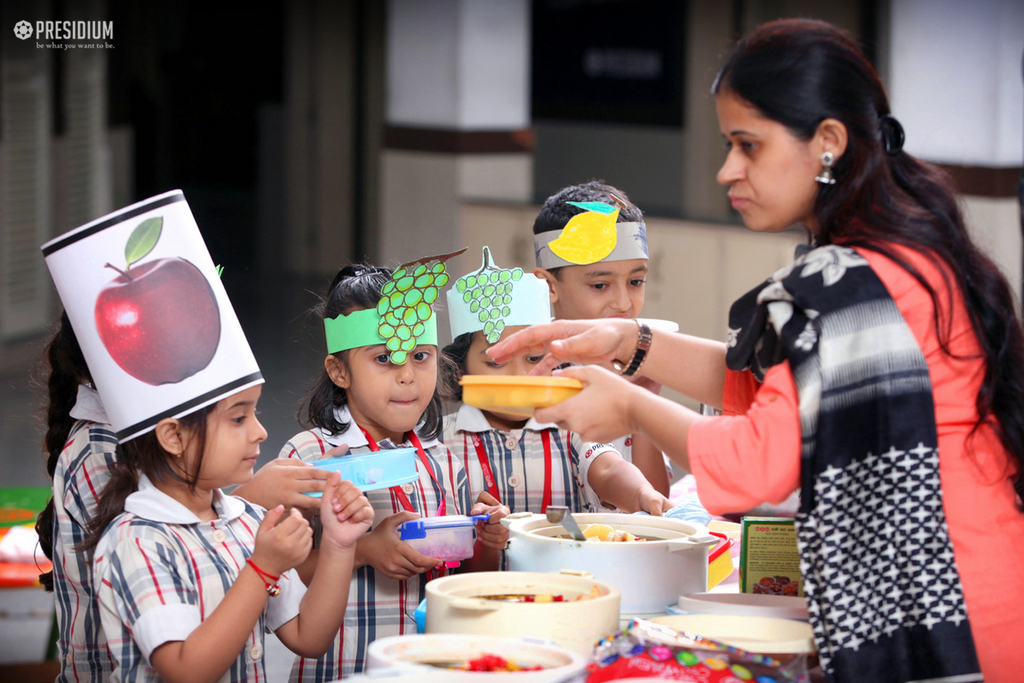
[{"xmin": 533, "ymin": 221, "xmax": 649, "ymax": 269}]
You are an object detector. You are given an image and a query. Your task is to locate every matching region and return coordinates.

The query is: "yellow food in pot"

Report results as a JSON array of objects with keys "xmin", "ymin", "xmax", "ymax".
[
  {"xmin": 583, "ymin": 524, "xmax": 614, "ymax": 541},
  {"xmin": 582, "ymin": 524, "xmax": 641, "ymax": 542}
]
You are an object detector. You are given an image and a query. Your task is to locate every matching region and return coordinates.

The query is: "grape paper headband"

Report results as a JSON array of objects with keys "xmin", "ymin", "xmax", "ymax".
[
  {"xmin": 447, "ymin": 246, "xmax": 551, "ymax": 343},
  {"xmin": 324, "ymin": 249, "xmax": 465, "ymax": 363},
  {"xmin": 534, "ymin": 201, "xmax": 649, "ymax": 269}
]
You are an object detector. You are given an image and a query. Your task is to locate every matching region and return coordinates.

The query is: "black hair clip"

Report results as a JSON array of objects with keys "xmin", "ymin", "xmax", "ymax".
[{"xmin": 880, "ymin": 113, "xmax": 905, "ymax": 155}]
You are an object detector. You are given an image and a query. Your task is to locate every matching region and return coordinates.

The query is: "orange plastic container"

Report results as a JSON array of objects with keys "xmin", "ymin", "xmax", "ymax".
[{"xmin": 460, "ymin": 375, "xmax": 583, "ymax": 416}]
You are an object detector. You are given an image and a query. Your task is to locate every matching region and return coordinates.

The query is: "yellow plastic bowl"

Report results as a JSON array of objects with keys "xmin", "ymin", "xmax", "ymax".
[{"xmin": 460, "ymin": 375, "xmax": 583, "ymax": 416}]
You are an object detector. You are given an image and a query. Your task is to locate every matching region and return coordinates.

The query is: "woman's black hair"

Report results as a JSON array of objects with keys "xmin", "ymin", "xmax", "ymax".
[
  {"xmin": 34, "ymin": 313, "xmax": 105, "ymax": 589},
  {"xmin": 300, "ymin": 264, "xmax": 454, "ymax": 441},
  {"xmin": 441, "ymin": 331, "xmax": 476, "ymax": 403},
  {"xmin": 714, "ymin": 18, "xmax": 1024, "ymax": 506},
  {"xmin": 79, "ymin": 406, "xmax": 212, "ymax": 554}
]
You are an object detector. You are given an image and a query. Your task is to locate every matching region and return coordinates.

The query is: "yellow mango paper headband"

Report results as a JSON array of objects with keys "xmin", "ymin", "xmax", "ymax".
[{"xmin": 533, "ymin": 201, "xmax": 649, "ymax": 269}]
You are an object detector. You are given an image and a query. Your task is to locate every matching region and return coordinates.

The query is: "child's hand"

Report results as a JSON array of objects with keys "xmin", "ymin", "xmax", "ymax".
[
  {"xmin": 638, "ymin": 487, "xmax": 671, "ymax": 516},
  {"xmin": 356, "ymin": 511, "xmax": 442, "ymax": 580},
  {"xmin": 470, "ymin": 494, "xmax": 510, "ymax": 551},
  {"xmin": 251, "ymin": 505, "xmax": 314, "ymax": 576},
  {"xmin": 319, "ymin": 472, "xmax": 373, "ymax": 550},
  {"xmin": 235, "ymin": 458, "xmax": 331, "ymax": 510}
]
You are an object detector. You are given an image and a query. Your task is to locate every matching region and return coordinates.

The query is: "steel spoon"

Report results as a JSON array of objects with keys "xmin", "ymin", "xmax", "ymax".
[{"xmin": 545, "ymin": 505, "xmax": 586, "ymax": 541}]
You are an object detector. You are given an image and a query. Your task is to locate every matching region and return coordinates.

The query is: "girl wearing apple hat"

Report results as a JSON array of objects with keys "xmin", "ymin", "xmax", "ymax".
[
  {"xmin": 41, "ymin": 190, "xmax": 375, "ymax": 683},
  {"xmin": 35, "ymin": 309, "xmax": 345, "ymax": 683},
  {"xmin": 279, "ymin": 257, "xmax": 510, "ymax": 681}
]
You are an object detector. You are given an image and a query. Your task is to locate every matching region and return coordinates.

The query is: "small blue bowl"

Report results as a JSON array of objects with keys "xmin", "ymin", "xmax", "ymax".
[{"xmin": 304, "ymin": 447, "xmax": 419, "ymax": 497}]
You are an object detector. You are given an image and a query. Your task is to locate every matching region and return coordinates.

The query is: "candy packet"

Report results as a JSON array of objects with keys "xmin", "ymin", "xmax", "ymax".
[{"xmin": 586, "ymin": 618, "xmax": 810, "ymax": 682}]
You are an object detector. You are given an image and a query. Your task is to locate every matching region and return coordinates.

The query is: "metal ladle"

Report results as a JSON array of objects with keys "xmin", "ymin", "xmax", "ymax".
[{"xmin": 545, "ymin": 505, "xmax": 586, "ymax": 541}]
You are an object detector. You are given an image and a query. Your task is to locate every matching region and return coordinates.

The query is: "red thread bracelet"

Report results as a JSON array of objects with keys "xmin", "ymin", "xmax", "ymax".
[{"xmin": 246, "ymin": 558, "xmax": 281, "ymax": 597}]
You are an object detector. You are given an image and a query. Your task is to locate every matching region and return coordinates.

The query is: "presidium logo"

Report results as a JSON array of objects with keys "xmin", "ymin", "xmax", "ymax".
[{"xmin": 13, "ymin": 19, "xmax": 113, "ymax": 44}]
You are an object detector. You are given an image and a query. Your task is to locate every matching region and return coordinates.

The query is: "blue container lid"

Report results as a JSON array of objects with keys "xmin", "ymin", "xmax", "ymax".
[
  {"xmin": 398, "ymin": 514, "xmax": 490, "ymax": 541},
  {"xmin": 304, "ymin": 447, "xmax": 419, "ymax": 497}
]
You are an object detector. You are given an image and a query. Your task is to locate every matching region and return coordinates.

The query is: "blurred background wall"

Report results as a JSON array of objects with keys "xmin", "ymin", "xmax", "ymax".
[{"xmin": 1, "ymin": 0, "xmax": 1021, "ymax": 487}]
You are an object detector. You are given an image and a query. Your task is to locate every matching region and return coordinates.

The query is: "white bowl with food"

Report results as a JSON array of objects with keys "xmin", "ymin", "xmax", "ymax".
[
  {"xmin": 365, "ymin": 633, "xmax": 588, "ymax": 681},
  {"xmin": 424, "ymin": 570, "xmax": 620, "ymax": 656},
  {"xmin": 502, "ymin": 512, "xmax": 717, "ymax": 615}
]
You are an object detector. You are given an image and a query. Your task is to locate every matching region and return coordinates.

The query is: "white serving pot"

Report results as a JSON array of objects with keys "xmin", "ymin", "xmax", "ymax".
[
  {"xmin": 502, "ymin": 512, "xmax": 718, "ymax": 615},
  {"xmin": 364, "ymin": 633, "xmax": 588, "ymax": 682},
  {"xmin": 425, "ymin": 570, "xmax": 620, "ymax": 656}
]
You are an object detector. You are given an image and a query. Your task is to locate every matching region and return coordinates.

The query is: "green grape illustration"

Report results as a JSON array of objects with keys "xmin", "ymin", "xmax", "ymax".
[
  {"xmin": 375, "ymin": 248, "xmax": 466, "ymax": 363},
  {"xmin": 454, "ymin": 246, "xmax": 526, "ymax": 343}
]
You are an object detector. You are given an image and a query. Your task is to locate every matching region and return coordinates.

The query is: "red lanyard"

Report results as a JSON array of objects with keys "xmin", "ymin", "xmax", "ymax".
[
  {"xmin": 468, "ymin": 430, "xmax": 553, "ymax": 512},
  {"xmin": 359, "ymin": 428, "xmax": 446, "ymax": 517}
]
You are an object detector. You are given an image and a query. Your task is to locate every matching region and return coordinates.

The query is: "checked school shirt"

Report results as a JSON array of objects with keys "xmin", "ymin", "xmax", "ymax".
[
  {"xmin": 93, "ymin": 475, "xmax": 306, "ymax": 683},
  {"xmin": 51, "ymin": 418, "xmax": 118, "ymax": 681},
  {"xmin": 443, "ymin": 403, "xmax": 618, "ymax": 514},
  {"xmin": 280, "ymin": 405, "xmax": 472, "ymax": 681}
]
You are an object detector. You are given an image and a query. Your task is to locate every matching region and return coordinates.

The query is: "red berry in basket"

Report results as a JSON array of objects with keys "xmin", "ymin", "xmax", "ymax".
[{"xmin": 759, "ymin": 577, "xmax": 774, "ymax": 587}]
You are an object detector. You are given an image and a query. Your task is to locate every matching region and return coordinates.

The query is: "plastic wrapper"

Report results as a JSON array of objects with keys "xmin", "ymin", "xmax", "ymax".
[{"xmin": 586, "ymin": 618, "xmax": 810, "ymax": 682}]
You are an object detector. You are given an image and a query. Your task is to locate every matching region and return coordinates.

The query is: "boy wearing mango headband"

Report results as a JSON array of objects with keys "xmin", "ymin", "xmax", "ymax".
[{"xmin": 533, "ymin": 181, "xmax": 671, "ymax": 497}]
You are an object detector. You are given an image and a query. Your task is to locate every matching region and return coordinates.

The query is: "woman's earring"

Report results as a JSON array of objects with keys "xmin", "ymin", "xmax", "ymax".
[{"xmin": 815, "ymin": 151, "xmax": 836, "ymax": 185}]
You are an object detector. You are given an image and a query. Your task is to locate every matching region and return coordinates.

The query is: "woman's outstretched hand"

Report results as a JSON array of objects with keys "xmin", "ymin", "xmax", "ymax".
[
  {"xmin": 487, "ymin": 319, "xmax": 638, "ymax": 374},
  {"xmin": 533, "ymin": 364, "xmax": 642, "ymax": 443}
]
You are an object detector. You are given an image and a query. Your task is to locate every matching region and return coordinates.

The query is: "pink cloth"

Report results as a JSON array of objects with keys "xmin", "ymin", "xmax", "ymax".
[{"xmin": 688, "ymin": 245, "xmax": 1024, "ymax": 680}]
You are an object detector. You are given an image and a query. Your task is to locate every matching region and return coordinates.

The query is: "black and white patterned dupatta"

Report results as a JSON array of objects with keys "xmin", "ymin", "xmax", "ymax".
[{"xmin": 726, "ymin": 245, "xmax": 982, "ymax": 682}]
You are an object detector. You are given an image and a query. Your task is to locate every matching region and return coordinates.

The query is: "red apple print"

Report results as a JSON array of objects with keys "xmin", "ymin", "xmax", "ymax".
[{"xmin": 93, "ymin": 216, "xmax": 221, "ymax": 385}]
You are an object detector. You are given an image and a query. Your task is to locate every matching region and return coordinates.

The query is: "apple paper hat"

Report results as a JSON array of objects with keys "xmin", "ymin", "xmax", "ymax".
[
  {"xmin": 447, "ymin": 246, "xmax": 551, "ymax": 343},
  {"xmin": 41, "ymin": 190, "xmax": 263, "ymax": 443},
  {"xmin": 534, "ymin": 200, "xmax": 648, "ymax": 269},
  {"xmin": 324, "ymin": 249, "xmax": 466, "ymax": 364}
]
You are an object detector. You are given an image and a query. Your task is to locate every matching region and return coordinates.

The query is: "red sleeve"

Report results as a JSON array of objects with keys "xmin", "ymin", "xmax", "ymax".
[
  {"xmin": 688, "ymin": 361, "xmax": 801, "ymax": 515},
  {"xmin": 722, "ymin": 367, "xmax": 760, "ymax": 415}
]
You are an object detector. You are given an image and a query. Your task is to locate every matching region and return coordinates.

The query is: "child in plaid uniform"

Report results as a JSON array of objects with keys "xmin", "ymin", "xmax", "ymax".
[
  {"xmin": 441, "ymin": 248, "xmax": 670, "ymax": 517},
  {"xmin": 35, "ymin": 314, "xmax": 337, "ymax": 682},
  {"xmin": 281, "ymin": 264, "xmax": 509, "ymax": 681},
  {"xmin": 82, "ymin": 384, "xmax": 374, "ymax": 683}
]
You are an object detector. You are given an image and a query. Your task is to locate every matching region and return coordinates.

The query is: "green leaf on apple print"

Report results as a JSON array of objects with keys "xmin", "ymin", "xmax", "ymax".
[{"xmin": 124, "ymin": 216, "xmax": 163, "ymax": 267}]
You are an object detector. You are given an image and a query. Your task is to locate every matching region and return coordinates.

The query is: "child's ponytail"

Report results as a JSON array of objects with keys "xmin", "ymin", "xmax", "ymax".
[{"xmin": 35, "ymin": 313, "xmax": 100, "ymax": 590}]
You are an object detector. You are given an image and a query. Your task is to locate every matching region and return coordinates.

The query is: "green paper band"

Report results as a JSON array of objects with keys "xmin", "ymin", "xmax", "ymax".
[{"xmin": 325, "ymin": 308, "xmax": 438, "ymax": 355}]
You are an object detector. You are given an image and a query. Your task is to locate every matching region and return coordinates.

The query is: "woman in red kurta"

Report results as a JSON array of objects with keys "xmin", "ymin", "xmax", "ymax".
[
  {"xmin": 689, "ymin": 244, "xmax": 1024, "ymax": 681},
  {"xmin": 489, "ymin": 18, "xmax": 1024, "ymax": 683}
]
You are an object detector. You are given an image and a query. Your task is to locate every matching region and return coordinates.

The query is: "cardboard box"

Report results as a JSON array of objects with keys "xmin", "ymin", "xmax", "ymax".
[{"xmin": 739, "ymin": 516, "xmax": 803, "ymax": 597}]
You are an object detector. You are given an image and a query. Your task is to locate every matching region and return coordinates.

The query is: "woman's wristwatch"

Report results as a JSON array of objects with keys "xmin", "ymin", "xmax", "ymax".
[{"xmin": 612, "ymin": 320, "xmax": 653, "ymax": 377}]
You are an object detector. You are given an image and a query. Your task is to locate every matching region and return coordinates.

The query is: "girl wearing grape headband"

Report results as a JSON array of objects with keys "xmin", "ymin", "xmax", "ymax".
[
  {"xmin": 442, "ymin": 247, "xmax": 670, "ymax": 518},
  {"xmin": 280, "ymin": 255, "xmax": 508, "ymax": 680}
]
